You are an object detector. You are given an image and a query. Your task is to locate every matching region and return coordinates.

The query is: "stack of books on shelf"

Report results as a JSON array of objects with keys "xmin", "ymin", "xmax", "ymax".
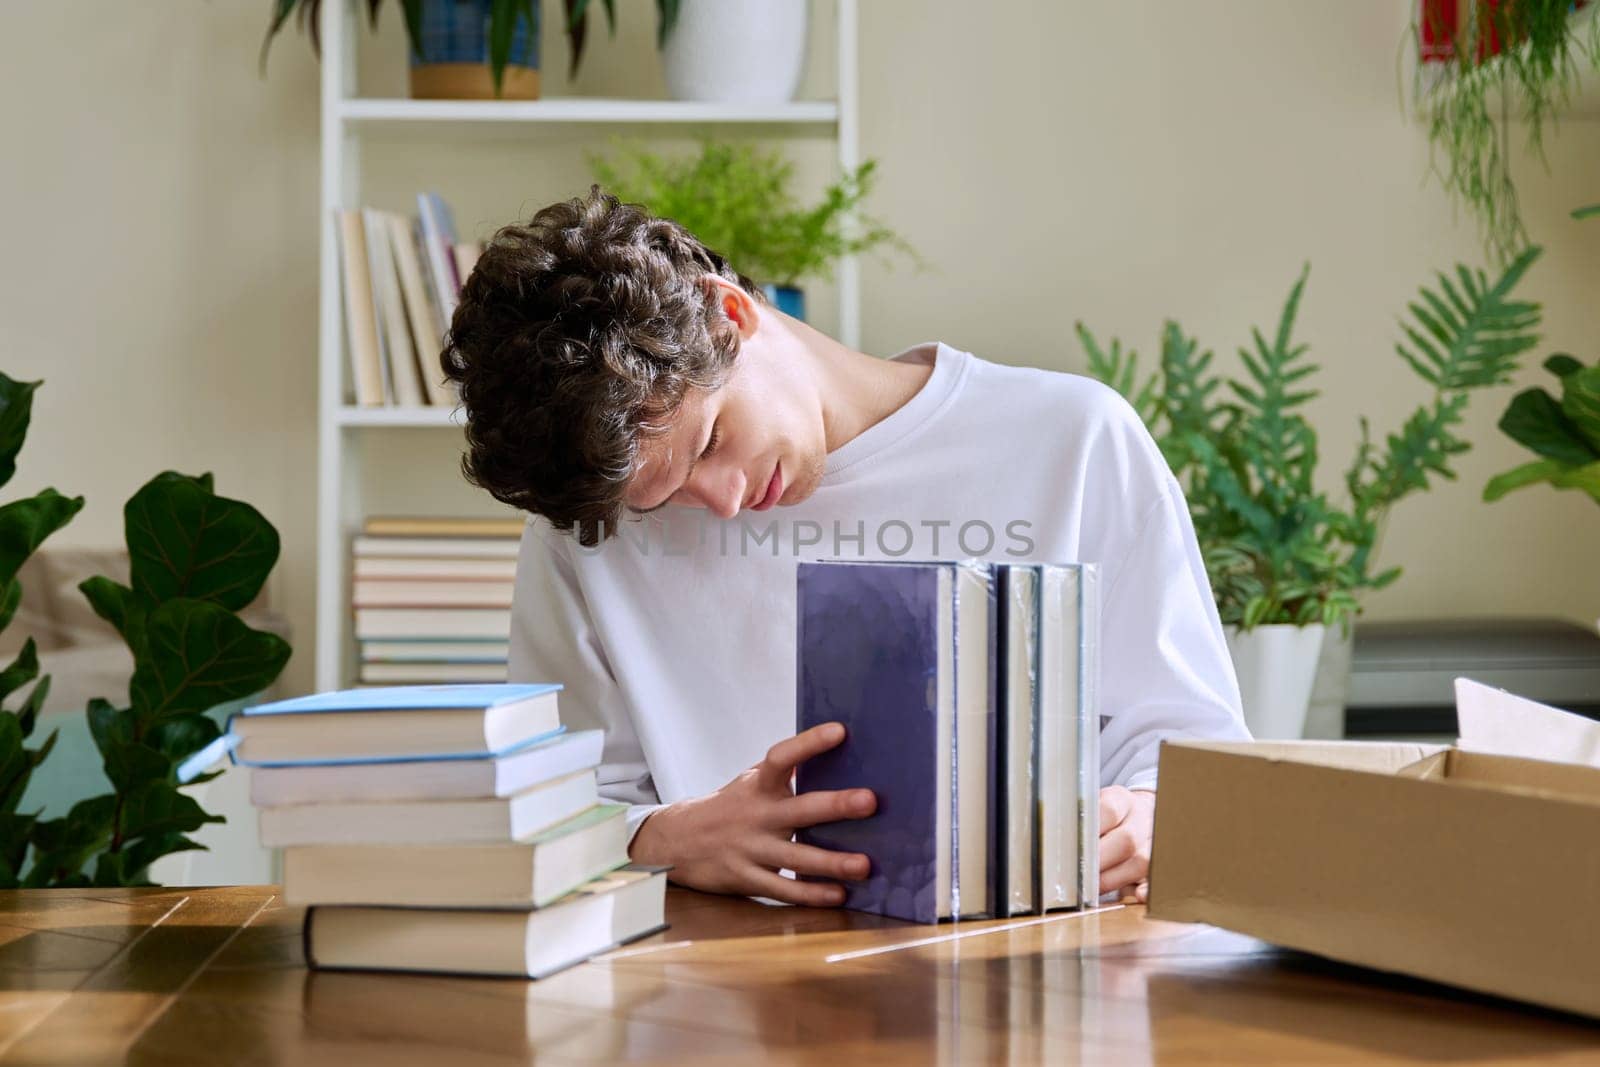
[
  {"xmin": 353, "ymin": 515, "xmax": 525, "ymax": 685},
  {"xmin": 236, "ymin": 683, "xmax": 667, "ymax": 978},
  {"xmin": 796, "ymin": 559, "xmax": 1100, "ymax": 924},
  {"xmin": 336, "ymin": 191, "xmax": 483, "ymax": 409}
]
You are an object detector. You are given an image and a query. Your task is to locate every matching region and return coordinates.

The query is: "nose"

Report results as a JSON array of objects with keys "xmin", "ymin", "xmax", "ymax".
[{"xmin": 683, "ymin": 464, "xmax": 745, "ymax": 519}]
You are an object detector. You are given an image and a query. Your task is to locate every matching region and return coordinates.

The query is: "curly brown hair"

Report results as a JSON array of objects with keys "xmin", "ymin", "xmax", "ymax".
[{"xmin": 441, "ymin": 186, "xmax": 765, "ymax": 545}]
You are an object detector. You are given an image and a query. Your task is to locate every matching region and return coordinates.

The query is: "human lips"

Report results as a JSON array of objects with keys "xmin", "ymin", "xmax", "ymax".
[{"xmin": 749, "ymin": 463, "xmax": 783, "ymax": 512}]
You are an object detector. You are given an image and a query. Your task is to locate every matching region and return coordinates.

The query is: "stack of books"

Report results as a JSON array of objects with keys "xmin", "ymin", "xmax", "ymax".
[
  {"xmin": 353, "ymin": 515, "xmax": 525, "ymax": 684},
  {"xmin": 796, "ymin": 560, "xmax": 1100, "ymax": 923},
  {"xmin": 235, "ymin": 683, "xmax": 667, "ymax": 977},
  {"xmin": 336, "ymin": 191, "xmax": 483, "ymax": 409}
]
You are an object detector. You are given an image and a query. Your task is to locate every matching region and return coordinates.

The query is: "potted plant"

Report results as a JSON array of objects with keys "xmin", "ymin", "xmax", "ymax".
[
  {"xmin": 1409, "ymin": 0, "xmax": 1600, "ymax": 263},
  {"xmin": 1080, "ymin": 250, "xmax": 1543, "ymax": 738},
  {"xmin": 590, "ymin": 139, "xmax": 917, "ymax": 321},
  {"xmin": 263, "ymin": 0, "xmax": 542, "ymax": 100}
]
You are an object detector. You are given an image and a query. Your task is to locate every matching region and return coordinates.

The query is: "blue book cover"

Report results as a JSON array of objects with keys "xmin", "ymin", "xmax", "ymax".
[
  {"xmin": 240, "ymin": 684, "xmax": 560, "ymax": 717},
  {"xmin": 797, "ymin": 562, "xmax": 1000, "ymax": 924}
]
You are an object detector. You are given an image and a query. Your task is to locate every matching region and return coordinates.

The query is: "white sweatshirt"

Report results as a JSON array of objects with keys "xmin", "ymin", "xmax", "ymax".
[{"xmin": 509, "ymin": 341, "xmax": 1249, "ymax": 839}]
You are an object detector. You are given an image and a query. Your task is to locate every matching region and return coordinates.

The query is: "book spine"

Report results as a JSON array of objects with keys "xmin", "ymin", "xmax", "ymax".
[
  {"xmin": 1077, "ymin": 564, "xmax": 1101, "ymax": 912},
  {"xmin": 336, "ymin": 210, "xmax": 386, "ymax": 407},
  {"xmin": 366, "ymin": 208, "xmax": 425, "ymax": 407}
]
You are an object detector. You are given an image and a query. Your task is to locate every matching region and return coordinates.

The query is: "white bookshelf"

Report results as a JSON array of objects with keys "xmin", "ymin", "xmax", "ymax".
[{"xmin": 315, "ymin": 1, "xmax": 861, "ymax": 691}]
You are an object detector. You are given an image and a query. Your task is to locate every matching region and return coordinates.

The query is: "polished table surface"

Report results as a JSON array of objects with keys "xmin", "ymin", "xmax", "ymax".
[{"xmin": 0, "ymin": 885, "xmax": 1594, "ymax": 1065}]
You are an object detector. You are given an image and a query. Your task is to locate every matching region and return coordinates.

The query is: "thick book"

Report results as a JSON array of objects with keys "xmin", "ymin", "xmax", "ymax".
[
  {"xmin": 995, "ymin": 564, "xmax": 1040, "ymax": 916},
  {"xmin": 335, "ymin": 210, "xmax": 385, "ymax": 407},
  {"xmin": 259, "ymin": 768, "xmax": 597, "ymax": 846},
  {"xmin": 994, "ymin": 564, "xmax": 1100, "ymax": 916},
  {"xmin": 354, "ymin": 557, "xmax": 519, "ymax": 580},
  {"xmin": 283, "ymin": 803, "xmax": 628, "ymax": 908},
  {"xmin": 352, "ymin": 535, "xmax": 521, "ymax": 559},
  {"xmin": 351, "ymin": 579, "xmax": 516, "ymax": 608},
  {"xmin": 360, "ymin": 639, "xmax": 511, "ymax": 663},
  {"xmin": 354, "ymin": 607, "xmax": 512, "ymax": 641},
  {"xmin": 304, "ymin": 865, "xmax": 668, "ymax": 978},
  {"xmin": 363, "ymin": 516, "xmax": 526, "ymax": 538},
  {"xmin": 795, "ymin": 560, "xmax": 996, "ymax": 923},
  {"xmin": 359, "ymin": 662, "xmax": 508, "ymax": 684},
  {"xmin": 229, "ymin": 683, "xmax": 560, "ymax": 765},
  {"xmin": 1034, "ymin": 564, "xmax": 1100, "ymax": 913},
  {"xmin": 251, "ymin": 728, "xmax": 602, "ymax": 806}
]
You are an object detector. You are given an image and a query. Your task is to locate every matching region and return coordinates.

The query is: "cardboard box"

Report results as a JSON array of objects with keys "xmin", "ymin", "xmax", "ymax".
[{"xmin": 1148, "ymin": 679, "xmax": 1600, "ymax": 1019}]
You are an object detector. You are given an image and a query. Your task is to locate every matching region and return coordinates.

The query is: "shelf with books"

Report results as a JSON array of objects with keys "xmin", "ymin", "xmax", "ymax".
[
  {"xmin": 316, "ymin": 0, "xmax": 861, "ymax": 690},
  {"xmin": 339, "ymin": 98, "xmax": 842, "ymax": 129}
]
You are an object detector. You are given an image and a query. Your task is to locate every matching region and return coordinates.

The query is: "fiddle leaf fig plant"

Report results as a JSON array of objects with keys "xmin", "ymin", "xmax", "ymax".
[
  {"xmin": 0, "ymin": 372, "xmax": 290, "ymax": 889},
  {"xmin": 0, "ymin": 373, "xmax": 84, "ymax": 887},
  {"xmin": 23, "ymin": 473, "xmax": 291, "ymax": 888},
  {"xmin": 1080, "ymin": 247, "xmax": 1543, "ymax": 632}
]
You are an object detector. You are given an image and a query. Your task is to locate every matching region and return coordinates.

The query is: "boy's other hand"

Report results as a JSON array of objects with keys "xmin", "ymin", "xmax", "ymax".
[
  {"xmin": 1099, "ymin": 785, "xmax": 1155, "ymax": 903},
  {"xmin": 628, "ymin": 721, "xmax": 876, "ymax": 907}
]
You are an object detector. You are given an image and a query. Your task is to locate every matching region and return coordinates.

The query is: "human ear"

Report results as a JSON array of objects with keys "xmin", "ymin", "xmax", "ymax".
[{"xmin": 703, "ymin": 274, "xmax": 759, "ymax": 341}]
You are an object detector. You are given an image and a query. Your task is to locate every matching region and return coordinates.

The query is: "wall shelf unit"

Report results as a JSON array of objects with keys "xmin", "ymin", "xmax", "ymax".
[{"xmin": 315, "ymin": 1, "xmax": 860, "ymax": 691}]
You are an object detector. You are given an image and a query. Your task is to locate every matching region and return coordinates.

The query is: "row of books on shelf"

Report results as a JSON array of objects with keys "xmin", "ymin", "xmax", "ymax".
[
  {"xmin": 353, "ymin": 515, "xmax": 524, "ymax": 685},
  {"xmin": 796, "ymin": 559, "xmax": 1101, "ymax": 923},
  {"xmin": 227, "ymin": 683, "xmax": 666, "ymax": 978},
  {"xmin": 337, "ymin": 192, "xmax": 479, "ymax": 409}
]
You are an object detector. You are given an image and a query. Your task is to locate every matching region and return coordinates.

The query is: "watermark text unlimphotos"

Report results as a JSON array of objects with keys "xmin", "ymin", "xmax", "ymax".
[{"xmin": 573, "ymin": 514, "xmax": 1036, "ymax": 559}]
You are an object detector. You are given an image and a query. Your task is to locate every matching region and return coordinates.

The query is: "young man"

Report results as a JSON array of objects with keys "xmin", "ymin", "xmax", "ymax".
[{"xmin": 443, "ymin": 188, "xmax": 1248, "ymax": 907}]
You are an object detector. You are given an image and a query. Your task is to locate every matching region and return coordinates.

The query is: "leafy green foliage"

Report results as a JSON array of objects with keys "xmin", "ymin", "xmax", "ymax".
[
  {"xmin": 1081, "ymin": 250, "xmax": 1543, "ymax": 632},
  {"xmin": 0, "ymin": 372, "xmax": 82, "ymax": 887},
  {"xmin": 591, "ymin": 140, "xmax": 921, "ymax": 287},
  {"xmin": 563, "ymin": 0, "xmax": 678, "ymax": 77},
  {"xmin": 1486, "ymin": 353, "xmax": 1600, "ymax": 506},
  {"xmin": 21, "ymin": 472, "xmax": 291, "ymax": 888},
  {"xmin": 262, "ymin": 0, "xmax": 645, "ymax": 95},
  {"xmin": 1410, "ymin": 1, "xmax": 1600, "ymax": 264}
]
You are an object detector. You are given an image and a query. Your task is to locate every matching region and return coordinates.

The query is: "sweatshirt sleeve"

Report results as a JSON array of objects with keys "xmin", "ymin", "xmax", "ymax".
[
  {"xmin": 1097, "ymin": 473, "xmax": 1250, "ymax": 793},
  {"xmin": 508, "ymin": 523, "xmax": 664, "ymax": 842}
]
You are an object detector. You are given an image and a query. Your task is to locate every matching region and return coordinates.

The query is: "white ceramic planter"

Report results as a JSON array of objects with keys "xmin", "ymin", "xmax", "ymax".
[
  {"xmin": 1226, "ymin": 623, "xmax": 1327, "ymax": 740},
  {"xmin": 661, "ymin": 0, "xmax": 808, "ymax": 104}
]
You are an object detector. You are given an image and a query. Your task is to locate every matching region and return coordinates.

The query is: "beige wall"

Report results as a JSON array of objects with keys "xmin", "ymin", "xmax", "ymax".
[{"xmin": 1, "ymin": 1, "xmax": 1596, "ymax": 699}]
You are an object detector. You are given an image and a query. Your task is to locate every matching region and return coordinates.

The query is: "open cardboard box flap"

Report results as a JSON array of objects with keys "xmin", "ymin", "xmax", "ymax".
[{"xmin": 1147, "ymin": 678, "xmax": 1600, "ymax": 1020}]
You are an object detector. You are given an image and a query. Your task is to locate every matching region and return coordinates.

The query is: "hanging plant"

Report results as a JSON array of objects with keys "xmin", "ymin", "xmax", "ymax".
[{"xmin": 1409, "ymin": 0, "xmax": 1600, "ymax": 264}]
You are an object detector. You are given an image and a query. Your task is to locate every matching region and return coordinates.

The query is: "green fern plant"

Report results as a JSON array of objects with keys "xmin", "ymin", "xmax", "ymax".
[{"xmin": 1080, "ymin": 248, "xmax": 1543, "ymax": 631}]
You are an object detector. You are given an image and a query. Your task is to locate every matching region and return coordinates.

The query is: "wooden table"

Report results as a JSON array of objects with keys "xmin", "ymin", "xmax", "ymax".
[{"xmin": 0, "ymin": 886, "xmax": 1593, "ymax": 1065}]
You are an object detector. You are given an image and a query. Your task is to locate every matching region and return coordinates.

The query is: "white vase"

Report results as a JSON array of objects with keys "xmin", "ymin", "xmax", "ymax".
[
  {"xmin": 1226, "ymin": 624, "xmax": 1327, "ymax": 740},
  {"xmin": 661, "ymin": 0, "xmax": 808, "ymax": 104}
]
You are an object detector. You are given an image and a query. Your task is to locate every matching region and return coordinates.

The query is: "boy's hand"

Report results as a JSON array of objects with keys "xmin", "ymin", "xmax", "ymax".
[
  {"xmin": 628, "ymin": 722, "xmax": 876, "ymax": 907},
  {"xmin": 1099, "ymin": 785, "xmax": 1156, "ymax": 903}
]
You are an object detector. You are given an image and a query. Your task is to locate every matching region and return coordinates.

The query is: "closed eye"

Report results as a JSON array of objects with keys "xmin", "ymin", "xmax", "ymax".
[{"xmin": 700, "ymin": 422, "xmax": 721, "ymax": 459}]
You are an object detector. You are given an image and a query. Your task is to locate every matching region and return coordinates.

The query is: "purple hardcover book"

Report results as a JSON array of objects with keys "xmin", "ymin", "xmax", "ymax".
[{"xmin": 795, "ymin": 561, "xmax": 995, "ymax": 923}]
